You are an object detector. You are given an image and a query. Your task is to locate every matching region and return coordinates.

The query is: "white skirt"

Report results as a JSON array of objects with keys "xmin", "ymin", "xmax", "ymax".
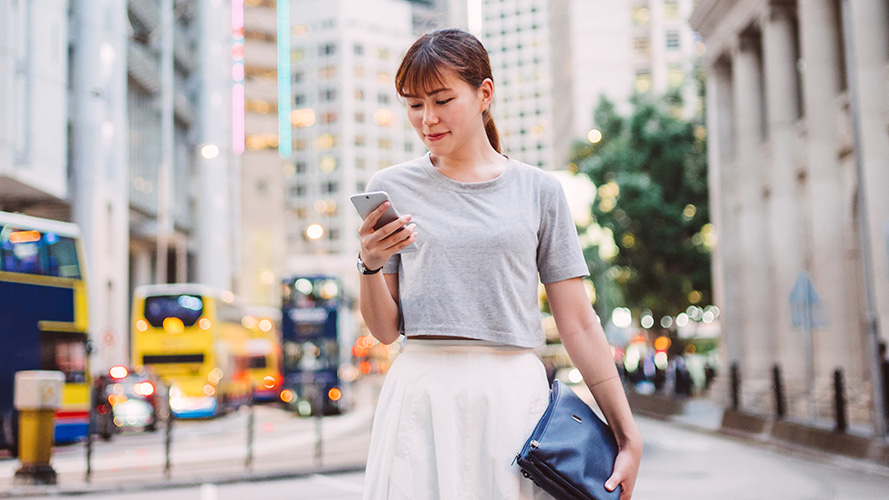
[{"xmin": 363, "ymin": 339, "xmax": 555, "ymax": 500}]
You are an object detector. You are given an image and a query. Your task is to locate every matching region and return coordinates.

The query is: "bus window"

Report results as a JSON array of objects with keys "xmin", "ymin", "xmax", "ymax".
[
  {"xmin": 40, "ymin": 335, "xmax": 87, "ymax": 384},
  {"xmin": 45, "ymin": 236, "xmax": 81, "ymax": 278},
  {"xmin": 0, "ymin": 229, "xmax": 81, "ymax": 278},
  {"xmin": 248, "ymin": 356, "xmax": 267, "ymax": 369},
  {"xmin": 144, "ymin": 295, "xmax": 204, "ymax": 327}
]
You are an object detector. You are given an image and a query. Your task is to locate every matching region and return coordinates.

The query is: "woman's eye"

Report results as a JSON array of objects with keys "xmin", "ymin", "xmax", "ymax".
[
  {"xmin": 409, "ymin": 103, "xmax": 422, "ymax": 109},
  {"xmin": 436, "ymin": 98, "xmax": 454, "ymax": 105}
]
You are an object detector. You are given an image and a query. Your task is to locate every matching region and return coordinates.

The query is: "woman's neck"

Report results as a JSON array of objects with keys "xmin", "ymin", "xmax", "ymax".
[{"xmin": 431, "ymin": 146, "xmax": 507, "ymax": 183}]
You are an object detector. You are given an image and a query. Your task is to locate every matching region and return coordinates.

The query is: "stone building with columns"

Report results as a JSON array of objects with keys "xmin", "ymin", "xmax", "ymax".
[{"xmin": 691, "ymin": 0, "xmax": 889, "ymax": 431}]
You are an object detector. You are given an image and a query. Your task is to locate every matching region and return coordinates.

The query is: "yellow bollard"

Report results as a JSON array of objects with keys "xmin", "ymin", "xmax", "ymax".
[{"xmin": 13, "ymin": 371, "xmax": 64, "ymax": 486}]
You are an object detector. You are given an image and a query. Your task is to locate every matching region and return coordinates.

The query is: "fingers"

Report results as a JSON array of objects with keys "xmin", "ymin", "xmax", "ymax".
[
  {"xmin": 359, "ymin": 219, "xmax": 417, "ymax": 270},
  {"xmin": 381, "ymin": 223, "xmax": 417, "ymax": 251},
  {"xmin": 605, "ymin": 472, "xmax": 621, "ymax": 493},
  {"xmin": 358, "ymin": 201, "xmax": 391, "ymax": 235}
]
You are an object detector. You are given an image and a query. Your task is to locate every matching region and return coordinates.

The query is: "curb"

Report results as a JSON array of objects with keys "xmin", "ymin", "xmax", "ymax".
[{"xmin": 0, "ymin": 464, "xmax": 367, "ymax": 498}]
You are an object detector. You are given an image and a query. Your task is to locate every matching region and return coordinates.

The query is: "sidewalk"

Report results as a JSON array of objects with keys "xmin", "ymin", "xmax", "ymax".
[{"xmin": 621, "ymin": 387, "xmax": 889, "ymax": 473}]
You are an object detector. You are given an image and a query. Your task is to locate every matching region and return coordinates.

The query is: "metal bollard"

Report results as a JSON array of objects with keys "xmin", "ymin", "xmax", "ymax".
[
  {"xmin": 772, "ymin": 365, "xmax": 786, "ymax": 419},
  {"xmin": 730, "ymin": 362, "xmax": 740, "ymax": 411},
  {"xmin": 246, "ymin": 388, "xmax": 255, "ymax": 471},
  {"xmin": 834, "ymin": 369, "xmax": 847, "ymax": 433},
  {"xmin": 165, "ymin": 385, "xmax": 174, "ymax": 479},
  {"xmin": 13, "ymin": 371, "xmax": 65, "ymax": 486}
]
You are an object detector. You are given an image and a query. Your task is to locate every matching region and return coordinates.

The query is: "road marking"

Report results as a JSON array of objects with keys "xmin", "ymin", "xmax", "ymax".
[{"xmin": 309, "ymin": 473, "xmax": 366, "ymax": 493}]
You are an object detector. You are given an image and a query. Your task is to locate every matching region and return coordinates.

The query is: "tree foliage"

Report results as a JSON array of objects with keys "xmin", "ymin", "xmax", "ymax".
[{"xmin": 572, "ymin": 94, "xmax": 711, "ymax": 328}]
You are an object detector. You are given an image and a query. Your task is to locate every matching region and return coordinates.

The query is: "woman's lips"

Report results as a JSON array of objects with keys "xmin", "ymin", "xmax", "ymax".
[{"xmin": 426, "ymin": 132, "xmax": 448, "ymax": 142}]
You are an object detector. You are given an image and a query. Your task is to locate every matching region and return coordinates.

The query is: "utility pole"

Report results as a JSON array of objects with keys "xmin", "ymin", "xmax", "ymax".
[{"xmin": 840, "ymin": 0, "xmax": 887, "ymax": 438}]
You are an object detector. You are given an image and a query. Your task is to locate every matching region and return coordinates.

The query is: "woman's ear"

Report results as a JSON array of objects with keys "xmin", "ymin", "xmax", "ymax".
[{"xmin": 479, "ymin": 78, "xmax": 494, "ymax": 112}]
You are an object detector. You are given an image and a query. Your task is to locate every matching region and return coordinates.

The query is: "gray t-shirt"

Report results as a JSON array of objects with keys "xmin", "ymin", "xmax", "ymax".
[{"xmin": 365, "ymin": 153, "xmax": 589, "ymax": 348}]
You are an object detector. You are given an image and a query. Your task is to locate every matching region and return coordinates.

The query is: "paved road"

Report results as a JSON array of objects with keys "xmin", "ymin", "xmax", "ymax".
[{"xmin": 8, "ymin": 412, "xmax": 889, "ymax": 499}]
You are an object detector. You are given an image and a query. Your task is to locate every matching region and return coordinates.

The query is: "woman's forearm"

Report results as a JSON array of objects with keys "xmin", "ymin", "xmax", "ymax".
[{"xmin": 359, "ymin": 272, "xmax": 402, "ymax": 344}]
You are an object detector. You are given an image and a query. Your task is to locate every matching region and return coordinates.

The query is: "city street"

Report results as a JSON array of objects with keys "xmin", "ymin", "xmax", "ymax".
[{"xmin": 5, "ymin": 400, "xmax": 889, "ymax": 499}]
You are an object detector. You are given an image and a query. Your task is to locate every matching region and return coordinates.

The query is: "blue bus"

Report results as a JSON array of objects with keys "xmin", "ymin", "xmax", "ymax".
[
  {"xmin": 280, "ymin": 276, "xmax": 348, "ymax": 416},
  {"xmin": 0, "ymin": 212, "xmax": 92, "ymax": 455}
]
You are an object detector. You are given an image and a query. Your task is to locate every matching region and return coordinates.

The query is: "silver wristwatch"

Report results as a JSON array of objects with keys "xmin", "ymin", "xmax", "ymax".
[{"xmin": 357, "ymin": 254, "xmax": 382, "ymax": 275}]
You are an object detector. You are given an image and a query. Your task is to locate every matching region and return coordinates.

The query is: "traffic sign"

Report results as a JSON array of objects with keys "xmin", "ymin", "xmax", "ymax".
[{"xmin": 789, "ymin": 272, "xmax": 827, "ymax": 329}]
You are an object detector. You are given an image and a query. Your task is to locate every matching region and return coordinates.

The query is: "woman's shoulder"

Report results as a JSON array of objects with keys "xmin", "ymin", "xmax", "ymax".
[
  {"xmin": 508, "ymin": 159, "xmax": 563, "ymax": 190},
  {"xmin": 370, "ymin": 155, "xmax": 430, "ymax": 185}
]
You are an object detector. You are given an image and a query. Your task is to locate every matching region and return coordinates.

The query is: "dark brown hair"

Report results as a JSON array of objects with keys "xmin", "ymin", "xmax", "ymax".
[{"xmin": 395, "ymin": 29, "xmax": 500, "ymax": 153}]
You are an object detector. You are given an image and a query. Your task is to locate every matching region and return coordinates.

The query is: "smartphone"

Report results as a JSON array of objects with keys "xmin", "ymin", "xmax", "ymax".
[{"xmin": 350, "ymin": 191, "xmax": 417, "ymax": 253}]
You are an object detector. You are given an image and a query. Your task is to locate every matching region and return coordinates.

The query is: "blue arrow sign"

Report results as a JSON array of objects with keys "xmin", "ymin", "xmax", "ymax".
[{"xmin": 789, "ymin": 272, "xmax": 827, "ymax": 329}]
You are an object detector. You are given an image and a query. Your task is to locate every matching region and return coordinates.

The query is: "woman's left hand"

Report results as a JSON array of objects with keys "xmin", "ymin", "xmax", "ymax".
[{"xmin": 604, "ymin": 443, "xmax": 641, "ymax": 500}]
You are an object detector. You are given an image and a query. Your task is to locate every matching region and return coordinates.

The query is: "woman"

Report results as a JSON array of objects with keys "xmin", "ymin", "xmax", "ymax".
[{"xmin": 358, "ymin": 29, "xmax": 642, "ymax": 500}]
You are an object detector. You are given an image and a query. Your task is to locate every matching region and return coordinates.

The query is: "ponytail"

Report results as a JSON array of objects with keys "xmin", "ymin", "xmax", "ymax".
[{"xmin": 483, "ymin": 109, "xmax": 500, "ymax": 154}]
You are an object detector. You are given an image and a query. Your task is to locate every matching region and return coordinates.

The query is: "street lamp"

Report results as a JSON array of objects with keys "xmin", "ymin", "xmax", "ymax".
[
  {"xmin": 200, "ymin": 144, "xmax": 220, "ymax": 159},
  {"xmin": 306, "ymin": 224, "xmax": 324, "ymax": 240}
]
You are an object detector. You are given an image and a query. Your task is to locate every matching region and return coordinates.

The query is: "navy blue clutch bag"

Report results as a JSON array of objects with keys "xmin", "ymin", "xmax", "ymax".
[{"xmin": 515, "ymin": 380, "xmax": 621, "ymax": 500}]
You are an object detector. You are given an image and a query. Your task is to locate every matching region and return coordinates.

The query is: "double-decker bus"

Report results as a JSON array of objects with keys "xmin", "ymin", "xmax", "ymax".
[
  {"xmin": 0, "ymin": 212, "xmax": 91, "ymax": 454},
  {"xmin": 241, "ymin": 306, "xmax": 283, "ymax": 402},
  {"xmin": 280, "ymin": 275, "xmax": 350, "ymax": 416},
  {"xmin": 131, "ymin": 284, "xmax": 252, "ymax": 418}
]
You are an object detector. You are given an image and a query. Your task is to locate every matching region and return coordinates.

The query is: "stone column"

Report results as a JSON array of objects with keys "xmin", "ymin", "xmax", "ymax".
[
  {"xmin": 797, "ymin": 0, "xmax": 859, "ymax": 419},
  {"xmin": 849, "ymin": 0, "xmax": 889, "ymax": 348},
  {"xmin": 732, "ymin": 30, "xmax": 773, "ymax": 411},
  {"xmin": 707, "ymin": 58, "xmax": 743, "ymax": 406},
  {"xmin": 761, "ymin": 2, "xmax": 807, "ymax": 403}
]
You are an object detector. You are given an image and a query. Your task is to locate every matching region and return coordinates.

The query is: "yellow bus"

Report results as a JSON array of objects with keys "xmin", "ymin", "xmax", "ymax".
[
  {"xmin": 0, "ymin": 211, "xmax": 92, "ymax": 453},
  {"xmin": 241, "ymin": 306, "xmax": 283, "ymax": 402},
  {"xmin": 131, "ymin": 284, "xmax": 252, "ymax": 418}
]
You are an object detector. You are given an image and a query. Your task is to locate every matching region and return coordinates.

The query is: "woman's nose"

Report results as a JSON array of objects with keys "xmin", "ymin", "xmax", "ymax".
[{"xmin": 423, "ymin": 107, "xmax": 438, "ymax": 126}]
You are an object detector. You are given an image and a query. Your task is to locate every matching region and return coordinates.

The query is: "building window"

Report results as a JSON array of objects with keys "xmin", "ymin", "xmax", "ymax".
[
  {"xmin": 376, "ymin": 48, "xmax": 389, "ymax": 60},
  {"xmin": 635, "ymin": 70, "xmax": 652, "ymax": 93},
  {"xmin": 355, "ymin": 135, "xmax": 366, "ymax": 146},
  {"xmin": 292, "ymin": 72, "xmax": 304, "ymax": 84},
  {"xmin": 355, "ymin": 89, "xmax": 364, "ymax": 101},
  {"xmin": 378, "ymin": 93, "xmax": 390, "ymax": 104},
  {"xmin": 354, "ymin": 66, "xmax": 365, "ymax": 78},
  {"xmin": 296, "ymin": 161, "xmax": 307, "ymax": 174},
  {"xmin": 294, "ymin": 94, "xmax": 306, "ymax": 106},
  {"xmin": 633, "ymin": 38, "xmax": 650, "ymax": 57},
  {"xmin": 354, "ymin": 43, "xmax": 364, "ymax": 56},
  {"xmin": 321, "ymin": 112, "xmax": 337, "ymax": 124},
  {"xmin": 379, "ymin": 138, "xmax": 392, "ymax": 150},
  {"xmin": 322, "ymin": 181, "xmax": 339, "ymax": 194},
  {"xmin": 294, "ymin": 139, "xmax": 307, "ymax": 151},
  {"xmin": 663, "ymin": 1, "xmax": 679, "ymax": 18},
  {"xmin": 356, "ymin": 181, "xmax": 366, "ymax": 192},
  {"xmin": 356, "ymin": 157, "xmax": 366, "ymax": 170},
  {"xmin": 405, "ymin": 142, "xmax": 413, "ymax": 153},
  {"xmin": 633, "ymin": 8, "xmax": 650, "ymax": 27},
  {"xmin": 667, "ymin": 65, "xmax": 684, "ymax": 88},
  {"xmin": 320, "ymin": 89, "xmax": 336, "ymax": 101},
  {"xmin": 319, "ymin": 43, "xmax": 336, "ymax": 56},
  {"xmin": 319, "ymin": 65, "xmax": 336, "ymax": 79},
  {"xmin": 355, "ymin": 112, "xmax": 365, "ymax": 123},
  {"xmin": 293, "ymin": 184, "xmax": 306, "ymax": 197},
  {"xmin": 666, "ymin": 31, "xmax": 681, "ymax": 50},
  {"xmin": 328, "ymin": 228, "xmax": 340, "ymax": 241}
]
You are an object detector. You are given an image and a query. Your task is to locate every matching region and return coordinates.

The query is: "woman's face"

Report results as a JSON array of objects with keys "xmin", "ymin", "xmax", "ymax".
[{"xmin": 403, "ymin": 69, "xmax": 492, "ymax": 158}]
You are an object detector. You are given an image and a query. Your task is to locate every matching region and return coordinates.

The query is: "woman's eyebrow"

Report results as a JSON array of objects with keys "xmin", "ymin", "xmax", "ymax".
[{"xmin": 403, "ymin": 88, "xmax": 451, "ymax": 98}]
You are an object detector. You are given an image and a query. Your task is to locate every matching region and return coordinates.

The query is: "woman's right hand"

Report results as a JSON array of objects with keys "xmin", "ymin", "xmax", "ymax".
[{"xmin": 358, "ymin": 201, "xmax": 418, "ymax": 271}]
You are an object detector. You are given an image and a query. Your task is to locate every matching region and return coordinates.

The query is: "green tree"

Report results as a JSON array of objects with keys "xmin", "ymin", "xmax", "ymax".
[{"xmin": 572, "ymin": 94, "xmax": 712, "ymax": 331}]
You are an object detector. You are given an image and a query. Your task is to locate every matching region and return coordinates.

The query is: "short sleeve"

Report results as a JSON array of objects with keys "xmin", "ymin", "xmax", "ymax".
[
  {"xmin": 537, "ymin": 180, "xmax": 590, "ymax": 283},
  {"xmin": 365, "ymin": 173, "xmax": 400, "ymax": 274}
]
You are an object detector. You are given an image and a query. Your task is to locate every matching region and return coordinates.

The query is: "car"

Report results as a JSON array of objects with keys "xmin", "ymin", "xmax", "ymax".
[{"xmin": 104, "ymin": 366, "xmax": 169, "ymax": 432}]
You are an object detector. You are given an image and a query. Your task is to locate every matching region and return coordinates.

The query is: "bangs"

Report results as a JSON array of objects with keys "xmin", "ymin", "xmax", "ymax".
[{"xmin": 395, "ymin": 44, "xmax": 454, "ymax": 98}]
